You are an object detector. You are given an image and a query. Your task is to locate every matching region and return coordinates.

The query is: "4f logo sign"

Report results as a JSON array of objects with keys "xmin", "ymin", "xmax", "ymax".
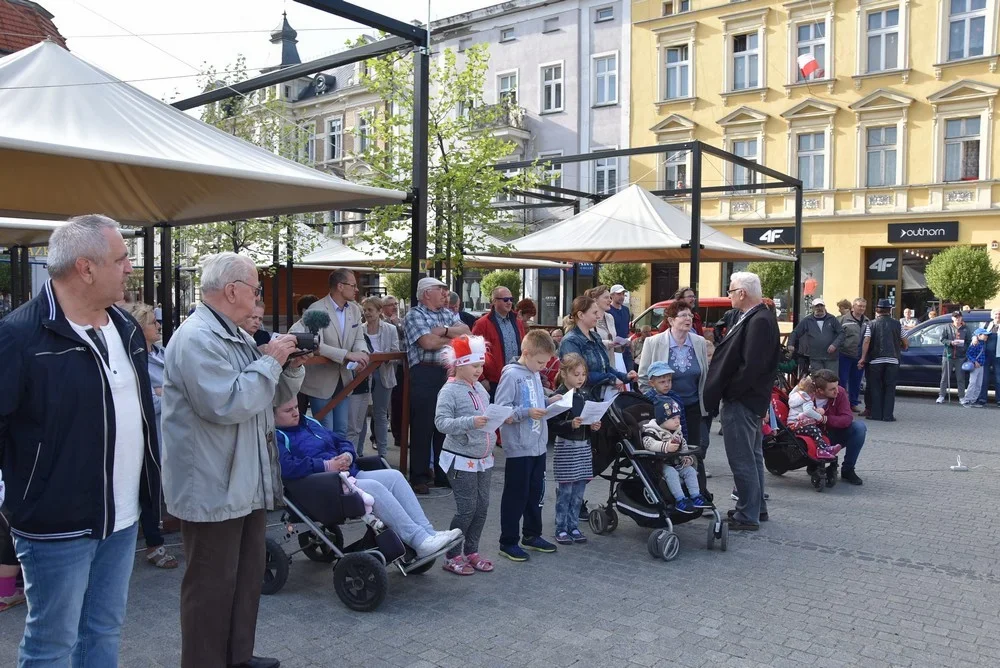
[
  {"xmin": 759, "ymin": 229, "xmax": 784, "ymax": 243},
  {"xmin": 869, "ymin": 257, "xmax": 895, "ymax": 272}
]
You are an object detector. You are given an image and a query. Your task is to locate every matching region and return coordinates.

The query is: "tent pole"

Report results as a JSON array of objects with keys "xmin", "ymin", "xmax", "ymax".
[
  {"xmin": 689, "ymin": 142, "xmax": 703, "ymax": 296},
  {"xmin": 410, "ymin": 47, "xmax": 430, "ymax": 305},
  {"xmin": 19, "ymin": 247, "xmax": 30, "ymax": 305},
  {"xmin": 9, "ymin": 246, "xmax": 22, "ymax": 309},
  {"xmin": 159, "ymin": 224, "xmax": 174, "ymax": 343},
  {"xmin": 793, "ymin": 186, "xmax": 803, "ymax": 326},
  {"xmin": 592, "ymin": 263, "xmax": 599, "ymax": 289},
  {"xmin": 571, "ymin": 263, "xmax": 578, "ymax": 301},
  {"xmin": 142, "ymin": 229, "xmax": 155, "ymax": 306},
  {"xmin": 173, "ymin": 236, "xmax": 182, "ymax": 329},
  {"xmin": 272, "ymin": 226, "xmax": 280, "ymax": 332},
  {"xmin": 285, "ymin": 223, "xmax": 294, "ymax": 333}
]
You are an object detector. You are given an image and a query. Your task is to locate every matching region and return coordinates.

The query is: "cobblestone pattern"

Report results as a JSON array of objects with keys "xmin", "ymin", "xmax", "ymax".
[{"xmin": 2, "ymin": 397, "xmax": 999, "ymax": 667}]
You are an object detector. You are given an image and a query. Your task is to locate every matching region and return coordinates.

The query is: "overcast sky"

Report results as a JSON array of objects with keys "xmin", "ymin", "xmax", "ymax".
[{"xmin": 42, "ymin": 1, "xmax": 498, "ymax": 101}]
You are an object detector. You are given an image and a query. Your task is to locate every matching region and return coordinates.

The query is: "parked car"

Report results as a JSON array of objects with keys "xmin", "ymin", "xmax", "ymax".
[
  {"xmin": 630, "ymin": 297, "xmax": 734, "ymax": 339},
  {"xmin": 899, "ymin": 310, "xmax": 991, "ymax": 388}
]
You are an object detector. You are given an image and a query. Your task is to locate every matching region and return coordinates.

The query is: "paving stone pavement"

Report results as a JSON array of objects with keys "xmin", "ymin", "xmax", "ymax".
[{"xmin": 2, "ymin": 396, "xmax": 1000, "ymax": 667}]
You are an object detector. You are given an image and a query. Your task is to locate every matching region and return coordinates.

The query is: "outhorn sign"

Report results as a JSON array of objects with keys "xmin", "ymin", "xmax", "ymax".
[{"xmin": 887, "ymin": 221, "xmax": 959, "ymax": 244}]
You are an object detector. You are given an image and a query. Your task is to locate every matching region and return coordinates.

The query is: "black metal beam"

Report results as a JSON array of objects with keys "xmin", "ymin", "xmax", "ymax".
[
  {"xmin": 142, "ymin": 230, "xmax": 155, "ymax": 305},
  {"xmin": 410, "ymin": 48, "xmax": 430, "ymax": 305},
  {"xmin": 529, "ymin": 183, "xmax": 604, "ymax": 202},
  {"xmin": 493, "ymin": 202, "xmax": 568, "ymax": 211},
  {"xmin": 159, "ymin": 224, "xmax": 174, "ymax": 342},
  {"xmin": 172, "ymin": 36, "xmax": 411, "ymax": 110},
  {"xmin": 689, "ymin": 143, "xmax": 702, "ymax": 296},
  {"xmin": 272, "ymin": 228, "xmax": 281, "ymax": 333},
  {"xmin": 793, "ymin": 187, "xmax": 803, "ymax": 326},
  {"xmin": 8, "ymin": 247, "xmax": 22, "ymax": 309},
  {"xmin": 699, "ymin": 142, "xmax": 802, "ymax": 188},
  {"xmin": 294, "ymin": 0, "xmax": 428, "ymax": 45},
  {"xmin": 508, "ymin": 189, "xmax": 577, "ymax": 205},
  {"xmin": 650, "ymin": 180, "xmax": 795, "ymax": 197},
  {"xmin": 286, "ymin": 223, "xmax": 294, "ymax": 331}
]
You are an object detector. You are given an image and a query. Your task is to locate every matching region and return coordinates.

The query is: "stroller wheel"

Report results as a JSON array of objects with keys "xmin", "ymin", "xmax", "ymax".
[
  {"xmin": 589, "ymin": 508, "xmax": 609, "ymax": 535},
  {"xmin": 333, "ymin": 552, "xmax": 388, "ymax": 612},
  {"xmin": 647, "ymin": 529, "xmax": 668, "ymax": 559},
  {"xmin": 298, "ymin": 527, "xmax": 344, "ymax": 563},
  {"xmin": 605, "ymin": 508, "xmax": 618, "ymax": 533},
  {"xmin": 825, "ymin": 462, "xmax": 838, "ymax": 488},
  {"xmin": 706, "ymin": 520, "xmax": 716, "ymax": 551},
  {"xmin": 719, "ymin": 521, "xmax": 729, "ymax": 552},
  {"xmin": 810, "ymin": 470, "xmax": 824, "ymax": 492},
  {"xmin": 660, "ymin": 533, "xmax": 680, "ymax": 561},
  {"xmin": 261, "ymin": 538, "xmax": 289, "ymax": 596}
]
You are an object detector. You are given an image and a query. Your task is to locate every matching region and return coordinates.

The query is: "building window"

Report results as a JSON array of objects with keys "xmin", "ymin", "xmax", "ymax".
[
  {"xmin": 595, "ymin": 6, "xmax": 615, "ymax": 22},
  {"xmin": 732, "ymin": 33, "xmax": 759, "ymax": 90},
  {"xmin": 356, "ymin": 112, "xmax": 371, "ymax": 153},
  {"xmin": 593, "ymin": 54, "xmax": 618, "ymax": 105},
  {"xmin": 457, "ymin": 99, "xmax": 473, "ymax": 118},
  {"xmin": 327, "ymin": 117, "xmax": 343, "ymax": 161},
  {"xmin": 595, "ymin": 155, "xmax": 618, "ymax": 195},
  {"xmin": 948, "ymin": 0, "xmax": 986, "ymax": 60},
  {"xmin": 866, "ymin": 9, "xmax": 899, "ymax": 72},
  {"xmin": 795, "ymin": 21, "xmax": 826, "ymax": 81},
  {"xmin": 500, "ymin": 27, "xmax": 515, "ymax": 42},
  {"xmin": 664, "ymin": 45, "xmax": 690, "ymax": 99},
  {"xmin": 543, "ymin": 17, "xmax": 559, "ymax": 33},
  {"xmin": 662, "ymin": 0, "xmax": 691, "ymax": 15},
  {"xmin": 298, "ymin": 123, "xmax": 315, "ymax": 164},
  {"xmin": 797, "ymin": 132, "xmax": 826, "ymax": 189},
  {"xmin": 731, "ymin": 138, "xmax": 758, "ymax": 188},
  {"xmin": 541, "ymin": 63, "xmax": 563, "ymax": 113},
  {"xmin": 944, "ymin": 117, "xmax": 980, "ymax": 181},
  {"xmin": 540, "ymin": 152, "xmax": 563, "ymax": 188},
  {"xmin": 458, "ymin": 37, "xmax": 472, "ymax": 52},
  {"xmin": 326, "ymin": 210, "xmax": 343, "ymax": 236},
  {"xmin": 664, "ymin": 150, "xmax": 687, "ymax": 189},
  {"xmin": 866, "ymin": 126, "xmax": 898, "ymax": 186},
  {"xmin": 498, "ymin": 71, "xmax": 518, "ymax": 105}
]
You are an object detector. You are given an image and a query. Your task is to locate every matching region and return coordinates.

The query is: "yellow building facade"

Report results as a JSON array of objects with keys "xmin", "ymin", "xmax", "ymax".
[{"xmin": 630, "ymin": 0, "xmax": 1000, "ymax": 318}]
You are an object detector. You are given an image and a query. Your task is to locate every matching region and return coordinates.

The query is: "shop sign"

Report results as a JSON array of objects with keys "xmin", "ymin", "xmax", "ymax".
[
  {"xmin": 887, "ymin": 221, "xmax": 958, "ymax": 244},
  {"xmin": 742, "ymin": 226, "xmax": 797, "ymax": 246},
  {"xmin": 866, "ymin": 249, "xmax": 899, "ymax": 280}
]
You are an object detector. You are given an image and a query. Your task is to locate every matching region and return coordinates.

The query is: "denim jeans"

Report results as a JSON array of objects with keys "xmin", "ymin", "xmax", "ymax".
[
  {"xmin": 663, "ymin": 465, "xmax": 700, "ymax": 501},
  {"xmin": 15, "ymin": 523, "xmax": 138, "ymax": 668},
  {"xmin": 554, "ymin": 480, "xmax": 587, "ymax": 534},
  {"xmin": 499, "ymin": 454, "xmax": 546, "ymax": 546},
  {"xmin": 355, "ymin": 469, "xmax": 436, "ymax": 549},
  {"xmin": 308, "ymin": 391, "xmax": 350, "ymax": 440},
  {"xmin": 369, "ymin": 373, "xmax": 391, "ymax": 458},
  {"xmin": 826, "ymin": 420, "xmax": 867, "ymax": 469},
  {"xmin": 346, "ymin": 393, "xmax": 371, "ymax": 455},
  {"xmin": 974, "ymin": 338, "xmax": 998, "ymax": 404},
  {"xmin": 838, "ymin": 354, "xmax": 865, "ymax": 407}
]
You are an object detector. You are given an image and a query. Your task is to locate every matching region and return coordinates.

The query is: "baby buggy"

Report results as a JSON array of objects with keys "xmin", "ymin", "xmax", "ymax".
[
  {"xmin": 762, "ymin": 388, "xmax": 839, "ymax": 491},
  {"xmin": 586, "ymin": 391, "xmax": 728, "ymax": 560},
  {"xmin": 262, "ymin": 455, "xmax": 461, "ymax": 611}
]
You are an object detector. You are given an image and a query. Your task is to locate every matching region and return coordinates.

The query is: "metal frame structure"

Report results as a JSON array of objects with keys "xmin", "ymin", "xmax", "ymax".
[
  {"xmin": 494, "ymin": 140, "xmax": 805, "ymax": 324},
  {"xmin": 150, "ymin": 0, "xmax": 429, "ymax": 339}
]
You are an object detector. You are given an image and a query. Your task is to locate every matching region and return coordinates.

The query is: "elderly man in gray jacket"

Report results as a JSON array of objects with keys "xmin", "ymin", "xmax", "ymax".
[
  {"xmin": 787, "ymin": 297, "xmax": 846, "ymax": 374},
  {"xmin": 162, "ymin": 252, "xmax": 306, "ymax": 668}
]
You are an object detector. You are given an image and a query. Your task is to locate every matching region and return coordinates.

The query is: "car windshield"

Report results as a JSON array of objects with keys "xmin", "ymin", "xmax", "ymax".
[{"xmin": 633, "ymin": 307, "xmax": 666, "ymax": 332}]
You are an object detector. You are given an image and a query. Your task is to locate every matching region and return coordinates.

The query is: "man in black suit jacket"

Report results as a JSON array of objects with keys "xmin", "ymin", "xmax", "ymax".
[{"xmin": 705, "ymin": 272, "xmax": 780, "ymax": 530}]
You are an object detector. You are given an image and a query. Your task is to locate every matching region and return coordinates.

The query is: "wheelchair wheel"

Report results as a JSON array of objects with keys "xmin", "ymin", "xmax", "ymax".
[
  {"xmin": 333, "ymin": 552, "xmax": 388, "ymax": 612},
  {"xmin": 261, "ymin": 538, "xmax": 289, "ymax": 596},
  {"xmin": 298, "ymin": 527, "xmax": 344, "ymax": 563}
]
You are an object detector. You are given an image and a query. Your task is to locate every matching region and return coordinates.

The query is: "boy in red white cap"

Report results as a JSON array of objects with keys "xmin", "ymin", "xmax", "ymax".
[{"xmin": 434, "ymin": 335, "xmax": 498, "ymax": 575}]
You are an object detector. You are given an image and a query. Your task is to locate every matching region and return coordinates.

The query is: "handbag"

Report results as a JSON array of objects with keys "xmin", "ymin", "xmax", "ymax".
[{"xmin": 961, "ymin": 361, "xmax": 974, "ymax": 372}]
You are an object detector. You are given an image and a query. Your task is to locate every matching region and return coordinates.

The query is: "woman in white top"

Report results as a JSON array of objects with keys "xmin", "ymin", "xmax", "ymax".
[{"xmin": 347, "ymin": 296, "xmax": 400, "ymax": 458}]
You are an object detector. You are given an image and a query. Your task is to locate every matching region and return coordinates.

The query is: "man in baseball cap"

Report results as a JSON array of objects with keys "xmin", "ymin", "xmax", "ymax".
[
  {"xmin": 608, "ymin": 285, "xmax": 633, "ymax": 372},
  {"xmin": 787, "ymin": 296, "xmax": 844, "ymax": 374}
]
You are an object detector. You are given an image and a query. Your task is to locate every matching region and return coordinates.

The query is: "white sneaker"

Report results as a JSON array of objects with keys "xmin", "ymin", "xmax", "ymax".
[
  {"xmin": 936, "ymin": 396, "xmax": 945, "ymax": 404},
  {"xmin": 415, "ymin": 532, "xmax": 453, "ymax": 558},
  {"xmin": 434, "ymin": 528, "xmax": 463, "ymax": 541}
]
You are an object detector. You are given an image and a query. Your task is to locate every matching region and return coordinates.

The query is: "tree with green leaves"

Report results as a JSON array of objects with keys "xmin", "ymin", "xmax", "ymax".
[
  {"xmin": 480, "ymin": 269, "xmax": 521, "ymax": 303},
  {"xmin": 599, "ymin": 263, "xmax": 650, "ymax": 293},
  {"xmin": 351, "ymin": 41, "xmax": 541, "ymax": 273},
  {"xmin": 382, "ymin": 272, "xmax": 411, "ymax": 301},
  {"xmin": 925, "ymin": 245, "xmax": 1000, "ymax": 308},
  {"xmin": 747, "ymin": 260, "xmax": 796, "ymax": 300},
  {"xmin": 175, "ymin": 56, "xmax": 318, "ymax": 267}
]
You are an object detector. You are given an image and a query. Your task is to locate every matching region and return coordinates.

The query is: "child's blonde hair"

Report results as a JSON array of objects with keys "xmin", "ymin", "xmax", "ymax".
[
  {"xmin": 796, "ymin": 375, "xmax": 817, "ymax": 394},
  {"xmin": 559, "ymin": 353, "xmax": 587, "ymax": 382},
  {"xmin": 521, "ymin": 328, "xmax": 556, "ymax": 356}
]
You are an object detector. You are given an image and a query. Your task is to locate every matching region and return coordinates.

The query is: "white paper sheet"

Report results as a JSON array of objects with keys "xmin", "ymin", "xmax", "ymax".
[
  {"xmin": 579, "ymin": 397, "xmax": 615, "ymax": 425},
  {"xmin": 613, "ymin": 336, "xmax": 632, "ymax": 348},
  {"xmin": 544, "ymin": 388, "xmax": 574, "ymax": 418},
  {"xmin": 480, "ymin": 404, "xmax": 514, "ymax": 433}
]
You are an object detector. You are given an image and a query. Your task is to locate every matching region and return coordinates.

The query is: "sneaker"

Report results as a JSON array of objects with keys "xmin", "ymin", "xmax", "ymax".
[
  {"xmin": 569, "ymin": 529, "xmax": 588, "ymax": 544},
  {"xmin": 936, "ymin": 396, "xmax": 945, "ymax": 404},
  {"xmin": 852, "ymin": 404, "xmax": 865, "ymax": 413},
  {"xmin": 554, "ymin": 531, "xmax": 574, "ymax": 545},
  {"xmin": 674, "ymin": 498, "xmax": 696, "ymax": 514},
  {"xmin": 520, "ymin": 536, "xmax": 558, "ymax": 553},
  {"xmin": 690, "ymin": 495, "xmax": 712, "ymax": 509},
  {"xmin": 0, "ymin": 588, "xmax": 25, "ymax": 613},
  {"xmin": 970, "ymin": 403, "xmax": 984, "ymax": 408},
  {"xmin": 704, "ymin": 469, "xmax": 713, "ymax": 479},
  {"xmin": 415, "ymin": 532, "xmax": 454, "ymax": 558},
  {"xmin": 730, "ymin": 489, "xmax": 769, "ymax": 502},
  {"xmin": 578, "ymin": 500, "xmax": 590, "ymax": 520},
  {"xmin": 499, "ymin": 544, "xmax": 530, "ymax": 562}
]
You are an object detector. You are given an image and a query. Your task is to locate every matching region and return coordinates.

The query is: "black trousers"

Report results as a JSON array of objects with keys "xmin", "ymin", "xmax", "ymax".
[
  {"xmin": 408, "ymin": 363, "xmax": 448, "ymax": 485},
  {"xmin": 868, "ymin": 362, "xmax": 899, "ymax": 420}
]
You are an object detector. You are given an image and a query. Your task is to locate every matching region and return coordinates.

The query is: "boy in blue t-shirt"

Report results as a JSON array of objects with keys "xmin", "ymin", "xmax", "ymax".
[{"xmin": 643, "ymin": 361, "xmax": 688, "ymax": 440}]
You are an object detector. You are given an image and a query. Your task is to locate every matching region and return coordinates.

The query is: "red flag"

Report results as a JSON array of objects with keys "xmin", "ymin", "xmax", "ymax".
[{"xmin": 797, "ymin": 53, "xmax": 820, "ymax": 78}]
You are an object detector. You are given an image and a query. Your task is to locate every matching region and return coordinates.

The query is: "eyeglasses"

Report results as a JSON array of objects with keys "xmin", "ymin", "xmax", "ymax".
[
  {"xmin": 726, "ymin": 288, "xmax": 742, "ymax": 295},
  {"xmin": 494, "ymin": 297, "xmax": 514, "ymax": 303},
  {"xmin": 674, "ymin": 312, "xmax": 693, "ymax": 318},
  {"xmin": 339, "ymin": 282, "xmax": 358, "ymax": 289},
  {"xmin": 233, "ymin": 280, "xmax": 263, "ymax": 298}
]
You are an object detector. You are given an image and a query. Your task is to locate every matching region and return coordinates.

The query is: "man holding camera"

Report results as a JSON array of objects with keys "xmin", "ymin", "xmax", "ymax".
[
  {"xmin": 294, "ymin": 268, "xmax": 370, "ymax": 438},
  {"xmin": 161, "ymin": 252, "xmax": 307, "ymax": 668}
]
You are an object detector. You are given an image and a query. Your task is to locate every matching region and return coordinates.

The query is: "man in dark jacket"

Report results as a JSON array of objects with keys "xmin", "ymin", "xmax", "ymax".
[
  {"xmin": 838, "ymin": 298, "xmax": 870, "ymax": 411},
  {"xmin": 937, "ymin": 310, "xmax": 971, "ymax": 403},
  {"xmin": 859, "ymin": 299, "xmax": 907, "ymax": 421},
  {"xmin": 449, "ymin": 292, "xmax": 478, "ymax": 330},
  {"xmin": 705, "ymin": 272, "xmax": 779, "ymax": 530},
  {"xmin": 0, "ymin": 214, "xmax": 161, "ymax": 666},
  {"xmin": 787, "ymin": 297, "xmax": 845, "ymax": 373},
  {"xmin": 471, "ymin": 286, "xmax": 526, "ymax": 393}
]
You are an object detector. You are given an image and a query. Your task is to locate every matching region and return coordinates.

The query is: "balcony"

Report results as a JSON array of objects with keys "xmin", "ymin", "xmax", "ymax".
[{"xmin": 471, "ymin": 100, "xmax": 530, "ymax": 147}]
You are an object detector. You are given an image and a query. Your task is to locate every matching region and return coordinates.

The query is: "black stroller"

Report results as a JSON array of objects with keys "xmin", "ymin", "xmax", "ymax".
[
  {"xmin": 586, "ymin": 392, "xmax": 728, "ymax": 560},
  {"xmin": 762, "ymin": 387, "xmax": 840, "ymax": 491},
  {"xmin": 262, "ymin": 455, "xmax": 461, "ymax": 611}
]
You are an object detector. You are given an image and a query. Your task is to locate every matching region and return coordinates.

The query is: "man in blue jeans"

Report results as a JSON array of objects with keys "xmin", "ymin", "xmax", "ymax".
[
  {"xmin": 813, "ymin": 369, "xmax": 866, "ymax": 485},
  {"xmin": 0, "ymin": 215, "xmax": 161, "ymax": 667},
  {"xmin": 973, "ymin": 309, "xmax": 1000, "ymax": 406}
]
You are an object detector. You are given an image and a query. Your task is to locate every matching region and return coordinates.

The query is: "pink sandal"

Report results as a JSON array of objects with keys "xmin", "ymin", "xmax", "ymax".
[
  {"xmin": 442, "ymin": 556, "xmax": 474, "ymax": 576},
  {"xmin": 465, "ymin": 552, "xmax": 494, "ymax": 572}
]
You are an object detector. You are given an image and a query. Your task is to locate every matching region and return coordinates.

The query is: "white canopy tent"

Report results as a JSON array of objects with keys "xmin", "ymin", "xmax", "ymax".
[
  {"xmin": 0, "ymin": 42, "xmax": 406, "ymax": 226},
  {"xmin": 0, "ymin": 218, "xmax": 65, "ymax": 247},
  {"xmin": 509, "ymin": 185, "xmax": 793, "ymax": 264}
]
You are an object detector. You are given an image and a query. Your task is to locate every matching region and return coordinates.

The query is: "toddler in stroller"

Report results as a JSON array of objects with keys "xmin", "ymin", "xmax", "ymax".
[
  {"xmin": 640, "ymin": 402, "xmax": 710, "ymax": 514},
  {"xmin": 763, "ymin": 385, "xmax": 841, "ymax": 491},
  {"xmin": 787, "ymin": 376, "xmax": 842, "ymax": 461}
]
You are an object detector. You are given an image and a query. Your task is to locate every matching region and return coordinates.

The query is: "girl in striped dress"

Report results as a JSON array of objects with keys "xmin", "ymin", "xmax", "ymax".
[{"xmin": 547, "ymin": 354, "xmax": 602, "ymax": 545}]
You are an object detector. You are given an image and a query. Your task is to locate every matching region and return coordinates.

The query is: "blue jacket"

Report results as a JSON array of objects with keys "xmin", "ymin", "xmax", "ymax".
[
  {"xmin": 644, "ymin": 389, "xmax": 689, "ymax": 440},
  {"xmin": 277, "ymin": 417, "xmax": 358, "ymax": 480},
  {"xmin": 0, "ymin": 282, "xmax": 161, "ymax": 541},
  {"xmin": 560, "ymin": 326, "xmax": 628, "ymax": 389},
  {"xmin": 967, "ymin": 339, "xmax": 986, "ymax": 366}
]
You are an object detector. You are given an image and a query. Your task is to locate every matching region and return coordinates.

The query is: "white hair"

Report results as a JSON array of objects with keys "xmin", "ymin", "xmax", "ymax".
[
  {"xmin": 730, "ymin": 271, "xmax": 763, "ymax": 300},
  {"xmin": 200, "ymin": 252, "xmax": 256, "ymax": 292},
  {"xmin": 47, "ymin": 214, "xmax": 121, "ymax": 279}
]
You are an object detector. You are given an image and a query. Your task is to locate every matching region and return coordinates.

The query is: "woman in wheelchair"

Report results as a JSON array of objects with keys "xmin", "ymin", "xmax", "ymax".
[{"xmin": 274, "ymin": 399, "xmax": 462, "ymax": 558}]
